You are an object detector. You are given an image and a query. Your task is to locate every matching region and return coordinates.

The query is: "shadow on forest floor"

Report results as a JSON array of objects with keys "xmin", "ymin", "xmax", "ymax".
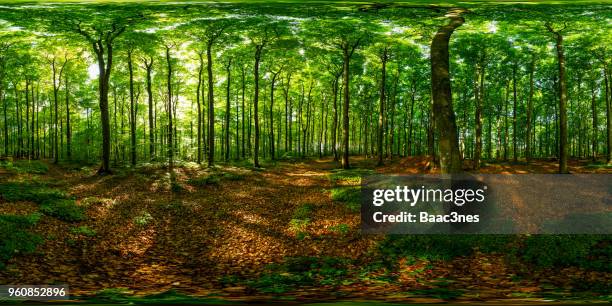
[{"xmin": 0, "ymin": 156, "xmax": 609, "ymax": 303}]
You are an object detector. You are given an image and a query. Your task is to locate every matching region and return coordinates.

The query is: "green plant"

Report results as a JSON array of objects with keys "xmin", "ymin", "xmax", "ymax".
[
  {"xmin": 330, "ymin": 223, "xmax": 350, "ymax": 235},
  {"xmin": 70, "ymin": 226, "xmax": 97, "ymax": 237},
  {"xmin": 0, "ymin": 182, "xmax": 67, "ymax": 204},
  {"xmin": 330, "ymin": 186, "xmax": 361, "ymax": 211},
  {"xmin": 292, "ymin": 203, "xmax": 314, "ymax": 220},
  {"xmin": 80, "ymin": 197, "xmax": 114, "ymax": 207},
  {"xmin": 40, "ymin": 199, "xmax": 85, "ymax": 222},
  {"xmin": 222, "ymin": 172, "xmax": 244, "ymax": 181},
  {"xmin": 187, "ymin": 174, "xmax": 221, "ymax": 186},
  {"xmin": 0, "ymin": 214, "xmax": 43, "ymax": 269},
  {"xmin": 289, "ymin": 218, "xmax": 310, "ymax": 232},
  {"xmin": 328, "ymin": 168, "xmax": 374, "ymax": 185},
  {"xmin": 170, "ymin": 181, "xmax": 183, "ymax": 193},
  {"xmin": 133, "ymin": 212, "xmax": 154, "ymax": 227},
  {"xmin": 516, "ymin": 235, "xmax": 610, "ymax": 271},
  {"xmin": 0, "ymin": 160, "xmax": 48, "ymax": 174},
  {"xmin": 379, "ymin": 235, "xmax": 514, "ymax": 261}
]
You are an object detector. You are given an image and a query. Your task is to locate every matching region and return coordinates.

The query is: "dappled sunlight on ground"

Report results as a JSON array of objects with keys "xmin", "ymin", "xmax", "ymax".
[{"xmin": 0, "ymin": 156, "xmax": 609, "ymax": 301}]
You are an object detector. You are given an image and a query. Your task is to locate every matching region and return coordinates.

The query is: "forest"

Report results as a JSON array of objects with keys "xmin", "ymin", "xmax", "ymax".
[{"xmin": 0, "ymin": 0, "xmax": 610, "ymax": 304}]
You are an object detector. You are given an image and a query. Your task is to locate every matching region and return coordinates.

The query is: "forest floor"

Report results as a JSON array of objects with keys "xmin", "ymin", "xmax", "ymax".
[{"xmin": 0, "ymin": 156, "xmax": 610, "ymax": 304}]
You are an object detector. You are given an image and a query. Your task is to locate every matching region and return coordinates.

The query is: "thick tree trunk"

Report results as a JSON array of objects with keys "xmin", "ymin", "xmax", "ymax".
[
  {"xmin": 92, "ymin": 40, "xmax": 115, "ymax": 175},
  {"xmin": 430, "ymin": 9, "xmax": 465, "ymax": 174},
  {"xmin": 546, "ymin": 24, "xmax": 568, "ymax": 173}
]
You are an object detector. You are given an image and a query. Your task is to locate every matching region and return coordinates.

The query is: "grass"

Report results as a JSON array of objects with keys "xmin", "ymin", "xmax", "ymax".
[
  {"xmin": 516, "ymin": 235, "xmax": 611, "ymax": 271},
  {"xmin": 0, "ymin": 181, "xmax": 83, "ymax": 222},
  {"xmin": 244, "ymin": 256, "xmax": 353, "ymax": 294},
  {"xmin": 0, "ymin": 213, "xmax": 43, "ymax": 269},
  {"xmin": 0, "ymin": 160, "xmax": 48, "ymax": 174},
  {"xmin": 289, "ymin": 203, "xmax": 315, "ymax": 238},
  {"xmin": 378, "ymin": 235, "xmax": 514, "ymax": 261},
  {"xmin": 134, "ymin": 211, "xmax": 154, "ymax": 227},
  {"xmin": 188, "ymin": 171, "xmax": 245, "ymax": 187},
  {"xmin": 70, "ymin": 225, "xmax": 97, "ymax": 237},
  {"xmin": 328, "ymin": 168, "xmax": 374, "ymax": 185},
  {"xmin": 329, "ymin": 223, "xmax": 350, "ymax": 235},
  {"xmin": 0, "ymin": 182, "xmax": 67, "ymax": 203},
  {"xmin": 330, "ymin": 186, "xmax": 361, "ymax": 211},
  {"xmin": 40, "ymin": 199, "xmax": 85, "ymax": 222}
]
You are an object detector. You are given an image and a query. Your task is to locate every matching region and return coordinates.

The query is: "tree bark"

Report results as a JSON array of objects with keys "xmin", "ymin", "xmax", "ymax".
[
  {"xmin": 64, "ymin": 73, "xmax": 71, "ymax": 160},
  {"xmin": 128, "ymin": 49, "xmax": 136, "ymax": 166},
  {"xmin": 512, "ymin": 62, "xmax": 518, "ymax": 162},
  {"xmin": 165, "ymin": 46, "xmax": 174, "ymax": 172},
  {"xmin": 430, "ymin": 8, "xmax": 465, "ymax": 174},
  {"xmin": 206, "ymin": 43, "xmax": 216, "ymax": 167},
  {"xmin": 225, "ymin": 58, "xmax": 232, "ymax": 161},
  {"xmin": 377, "ymin": 47, "xmax": 388, "ymax": 166},
  {"xmin": 526, "ymin": 57, "xmax": 535, "ymax": 161},
  {"xmin": 195, "ymin": 53, "xmax": 203, "ymax": 163},
  {"xmin": 591, "ymin": 80, "xmax": 598, "ymax": 162},
  {"xmin": 546, "ymin": 23, "xmax": 568, "ymax": 173},
  {"xmin": 253, "ymin": 45, "xmax": 262, "ymax": 167},
  {"xmin": 474, "ymin": 58, "xmax": 484, "ymax": 170},
  {"xmin": 269, "ymin": 71, "xmax": 279, "ymax": 160}
]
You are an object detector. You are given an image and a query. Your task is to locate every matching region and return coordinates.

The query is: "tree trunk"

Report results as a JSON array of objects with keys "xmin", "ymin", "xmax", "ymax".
[
  {"xmin": 474, "ymin": 59, "xmax": 484, "ymax": 170},
  {"xmin": 195, "ymin": 53, "xmax": 203, "ymax": 163},
  {"xmin": 341, "ymin": 45, "xmax": 351, "ymax": 169},
  {"xmin": 165, "ymin": 46, "xmax": 174, "ymax": 172},
  {"xmin": 591, "ymin": 81, "xmax": 598, "ymax": 162},
  {"xmin": 2, "ymin": 86, "xmax": 7, "ymax": 157},
  {"xmin": 253, "ymin": 46, "xmax": 262, "ymax": 168},
  {"xmin": 207, "ymin": 43, "xmax": 215, "ymax": 167},
  {"xmin": 64, "ymin": 73, "xmax": 71, "ymax": 160},
  {"xmin": 52, "ymin": 60, "xmax": 60, "ymax": 164},
  {"xmin": 331, "ymin": 75, "xmax": 339, "ymax": 161},
  {"xmin": 128, "ymin": 49, "xmax": 136, "ymax": 166},
  {"xmin": 430, "ymin": 8, "xmax": 465, "ymax": 174},
  {"xmin": 377, "ymin": 47, "xmax": 387, "ymax": 166},
  {"xmin": 546, "ymin": 24, "xmax": 569, "ymax": 173},
  {"xmin": 270, "ymin": 72, "xmax": 278, "ymax": 160},
  {"xmin": 526, "ymin": 57, "xmax": 535, "ymax": 161},
  {"xmin": 225, "ymin": 58, "xmax": 232, "ymax": 161},
  {"xmin": 603, "ymin": 66, "xmax": 611, "ymax": 164},
  {"xmin": 241, "ymin": 65, "xmax": 246, "ymax": 159},
  {"xmin": 512, "ymin": 63, "xmax": 518, "ymax": 162}
]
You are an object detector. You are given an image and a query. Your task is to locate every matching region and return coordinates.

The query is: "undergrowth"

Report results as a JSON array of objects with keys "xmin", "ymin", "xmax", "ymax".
[{"xmin": 0, "ymin": 214, "xmax": 43, "ymax": 269}]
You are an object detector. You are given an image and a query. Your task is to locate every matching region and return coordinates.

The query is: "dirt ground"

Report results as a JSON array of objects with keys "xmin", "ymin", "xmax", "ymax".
[{"xmin": 0, "ymin": 156, "xmax": 610, "ymax": 302}]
